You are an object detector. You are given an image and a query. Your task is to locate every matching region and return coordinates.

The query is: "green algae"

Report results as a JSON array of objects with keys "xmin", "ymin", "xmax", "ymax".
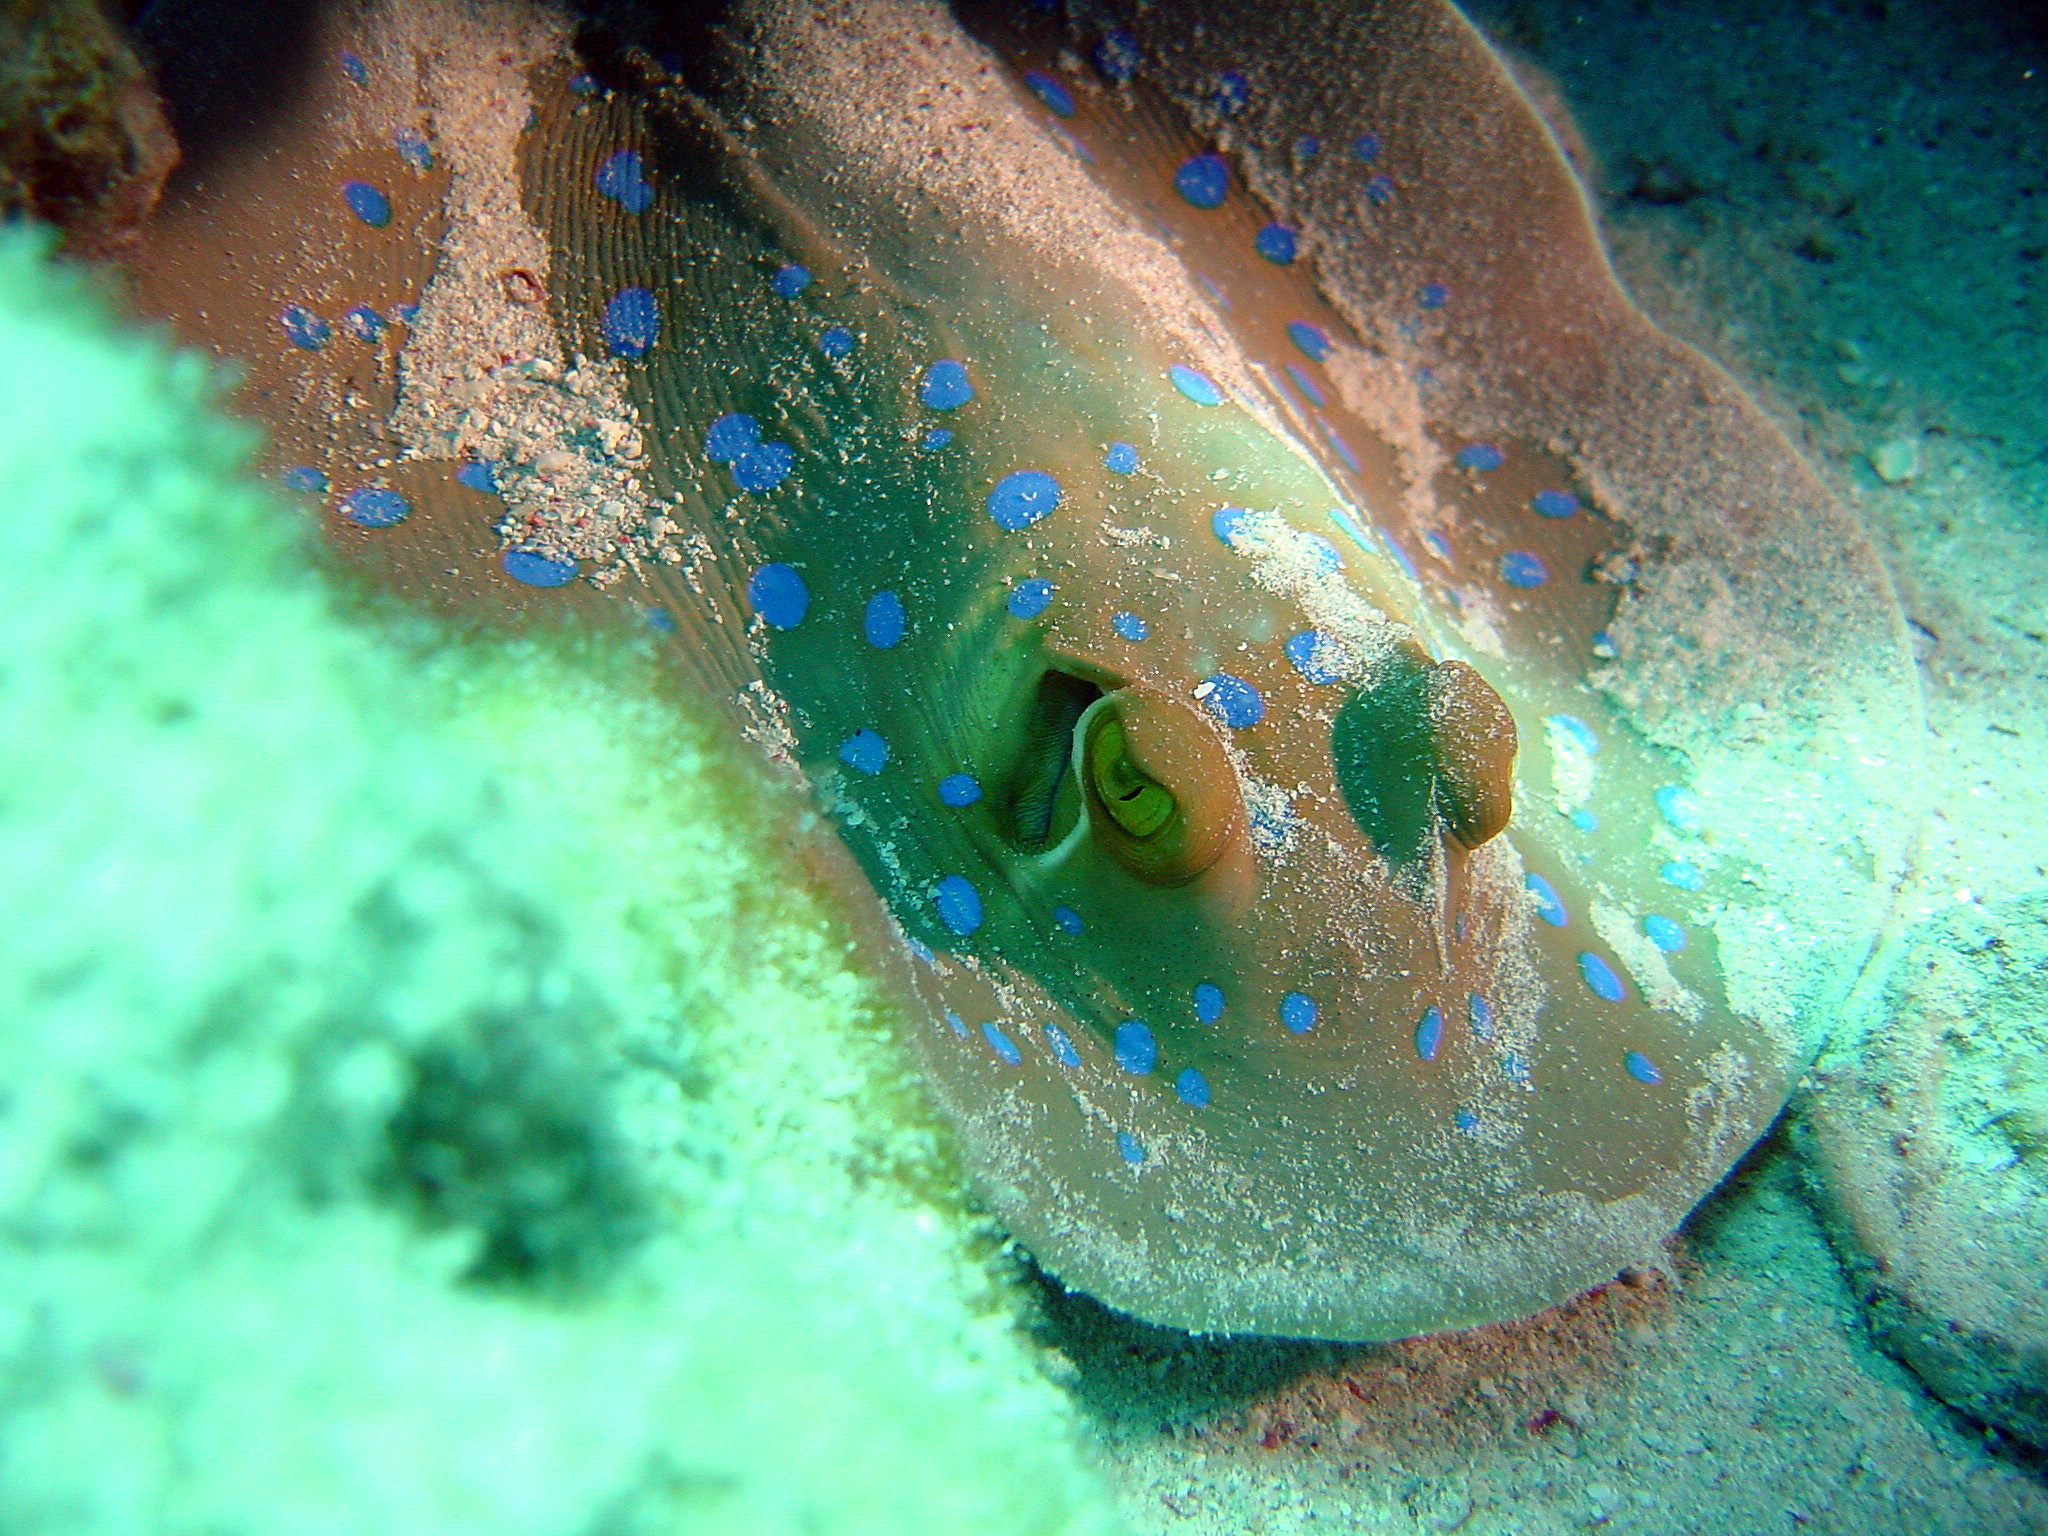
[{"xmin": 0, "ymin": 228, "xmax": 1121, "ymax": 1535}]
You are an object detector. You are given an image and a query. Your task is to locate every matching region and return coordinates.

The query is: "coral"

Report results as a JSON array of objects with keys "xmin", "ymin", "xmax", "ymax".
[{"xmin": 0, "ymin": 227, "xmax": 1118, "ymax": 1533}]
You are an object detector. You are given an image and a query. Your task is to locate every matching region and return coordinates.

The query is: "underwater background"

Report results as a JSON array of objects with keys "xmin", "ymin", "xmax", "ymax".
[{"xmin": 0, "ymin": 0, "xmax": 2044, "ymax": 1532}]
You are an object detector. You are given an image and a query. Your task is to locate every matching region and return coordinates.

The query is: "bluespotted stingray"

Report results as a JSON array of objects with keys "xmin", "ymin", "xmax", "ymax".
[{"xmin": 125, "ymin": 0, "xmax": 1921, "ymax": 1339}]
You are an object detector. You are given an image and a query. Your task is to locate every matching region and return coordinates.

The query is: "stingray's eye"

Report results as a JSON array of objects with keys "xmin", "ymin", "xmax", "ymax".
[
  {"xmin": 1078, "ymin": 689, "xmax": 1243, "ymax": 885},
  {"xmin": 1085, "ymin": 714, "xmax": 1176, "ymax": 839}
]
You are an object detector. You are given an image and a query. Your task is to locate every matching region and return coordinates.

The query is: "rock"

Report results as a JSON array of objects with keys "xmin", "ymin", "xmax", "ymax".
[
  {"xmin": 1795, "ymin": 891, "xmax": 2048, "ymax": 1450},
  {"xmin": 1869, "ymin": 436, "xmax": 1922, "ymax": 484}
]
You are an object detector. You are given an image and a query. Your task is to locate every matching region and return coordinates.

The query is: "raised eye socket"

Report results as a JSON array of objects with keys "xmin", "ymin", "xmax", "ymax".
[
  {"xmin": 1078, "ymin": 690, "xmax": 1243, "ymax": 885},
  {"xmin": 1085, "ymin": 715, "xmax": 1176, "ymax": 840}
]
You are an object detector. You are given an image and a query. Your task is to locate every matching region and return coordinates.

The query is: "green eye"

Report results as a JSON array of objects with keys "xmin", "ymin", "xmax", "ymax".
[{"xmin": 1086, "ymin": 714, "xmax": 1176, "ymax": 839}]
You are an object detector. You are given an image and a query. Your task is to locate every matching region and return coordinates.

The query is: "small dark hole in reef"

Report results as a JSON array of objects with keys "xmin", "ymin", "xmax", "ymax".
[
  {"xmin": 1002, "ymin": 670, "xmax": 1100, "ymax": 851},
  {"xmin": 384, "ymin": 1014, "xmax": 649, "ymax": 1293}
]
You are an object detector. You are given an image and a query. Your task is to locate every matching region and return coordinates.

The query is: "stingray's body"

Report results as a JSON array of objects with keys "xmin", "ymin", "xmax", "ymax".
[{"xmin": 125, "ymin": 0, "xmax": 1920, "ymax": 1338}]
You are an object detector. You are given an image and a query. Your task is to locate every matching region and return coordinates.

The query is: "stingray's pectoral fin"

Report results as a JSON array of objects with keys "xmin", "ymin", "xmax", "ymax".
[{"xmin": 1332, "ymin": 647, "xmax": 1518, "ymax": 871}]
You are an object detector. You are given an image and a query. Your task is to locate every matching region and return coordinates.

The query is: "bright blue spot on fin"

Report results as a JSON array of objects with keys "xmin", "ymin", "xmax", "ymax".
[
  {"xmin": 1196, "ymin": 674, "xmax": 1263, "ymax": 728},
  {"xmin": 1007, "ymin": 578, "xmax": 1054, "ymax": 619},
  {"xmin": 595, "ymin": 150, "xmax": 652, "ymax": 212},
  {"xmin": 1194, "ymin": 982, "xmax": 1225, "ymax": 1023},
  {"xmin": 1112, "ymin": 610, "xmax": 1149, "ymax": 642},
  {"xmin": 1169, "ymin": 364, "xmax": 1223, "ymax": 405},
  {"xmin": 1176, "ymin": 1068, "xmax": 1211, "ymax": 1107},
  {"xmin": 340, "ymin": 488, "xmax": 409, "ymax": 528},
  {"xmin": 982, "ymin": 1021, "xmax": 1022, "ymax": 1065},
  {"xmin": 732, "ymin": 442, "xmax": 794, "ymax": 492},
  {"xmin": 1114, "ymin": 1020, "xmax": 1157, "ymax": 1075},
  {"xmin": 603, "ymin": 286, "xmax": 659, "ymax": 357},
  {"xmin": 934, "ymin": 874, "xmax": 983, "ymax": 937},
  {"xmin": 1527, "ymin": 871, "xmax": 1569, "ymax": 927},
  {"xmin": 1415, "ymin": 1006, "xmax": 1444, "ymax": 1062},
  {"xmin": 921, "ymin": 358, "xmax": 974, "ymax": 410},
  {"xmin": 1025, "ymin": 69, "xmax": 1075, "ymax": 117},
  {"xmin": 938, "ymin": 773, "xmax": 982, "ymax": 807},
  {"xmin": 839, "ymin": 729, "xmax": 888, "ymax": 775},
  {"xmin": 864, "ymin": 590, "xmax": 905, "ymax": 648},
  {"xmin": 279, "ymin": 304, "xmax": 331, "ymax": 350},
  {"xmin": 502, "ymin": 548, "xmax": 576, "ymax": 587},
  {"xmin": 1579, "ymin": 952, "xmax": 1627, "ymax": 1002},
  {"xmin": 342, "ymin": 180, "xmax": 391, "ymax": 227},
  {"xmin": 1625, "ymin": 1050, "xmax": 1662, "ymax": 1085},
  {"xmin": 1643, "ymin": 914, "xmax": 1687, "ymax": 952},
  {"xmin": 1280, "ymin": 991, "xmax": 1317, "ymax": 1034},
  {"xmin": 1174, "ymin": 153, "xmax": 1229, "ymax": 208},
  {"xmin": 988, "ymin": 470, "xmax": 1062, "ymax": 530},
  {"xmin": 747, "ymin": 562, "xmax": 808, "ymax": 629},
  {"xmin": 1255, "ymin": 223, "xmax": 1298, "ymax": 264},
  {"xmin": 1104, "ymin": 441, "xmax": 1139, "ymax": 475},
  {"xmin": 771, "ymin": 264, "xmax": 811, "ymax": 297}
]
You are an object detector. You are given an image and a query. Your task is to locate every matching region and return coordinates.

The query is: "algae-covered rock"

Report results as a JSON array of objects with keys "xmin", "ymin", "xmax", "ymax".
[
  {"xmin": 0, "ymin": 229, "xmax": 1120, "ymax": 1534},
  {"xmin": 1796, "ymin": 891, "xmax": 2048, "ymax": 1451}
]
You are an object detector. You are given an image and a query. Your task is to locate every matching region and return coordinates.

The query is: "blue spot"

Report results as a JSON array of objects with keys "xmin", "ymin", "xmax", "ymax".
[
  {"xmin": 1382, "ymin": 529, "xmax": 1420, "ymax": 582},
  {"xmin": 1112, "ymin": 610, "xmax": 1149, "ymax": 643},
  {"xmin": 1284, "ymin": 362, "xmax": 1327, "ymax": 408},
  {"xmin": 279, "ymin": 304, "xmax": 331, "ymax": 350},
  {"xmin": 603, "ymin": 286, "xmax": 659, "ymax": 357},
  {"xmin": 1287, "ymin": 320, "xmax": 1332, "ymax": 360},
  {"xmin": 394, "ymin": 127, "xmax": 433, "ymax": 171},
  {"xmin": 502, "ymin": 548, "xmax": 577, "ymax": 587},
  {"xmin": 1579, "ymin": 952, "xmax": 1627, "ymax": 1002},
  {"xmin": 1655, "ymin": 784, "xmax": 1703, "ymax": 834},
  {"xmin": 340, "ymin": 488, "xmax": 409, "ymax": 528},
  {"xmin": 340, "ymin": 50, "xmax": 368, "ymax": 86},
  {"xmin": 1419, "ymin": 281, "xmax": 1451, "ymax": 310},
  {"xmin": 595, "ymin": 150, "xmax": 652, "ymax": 212},
  {"xmin": 281, "ymin": 466, "xmax": 327, "ymax": 493},
  {"xmin": 1468, "ymin": 993, "xmax": 1494, "ymax": 1040},
  {"xmin": 391, "ymin": 302, "xmax": 418, "ymax": 326},
  {"xmin": 1255, "ymin": 223, "xmax": 1298, "ymax": 264},
  {"xmin": 1007, "ymin": 578, "xmax": 1054, "ymax": 619},
  {"xmin": 1284, "ymin": 630, "xmax": 1343, "ymax": 685},
  {"xmin": 864, "ymin": 590, "xmax": 905, "ymax": 649},
  {"xmin": 568, "ymin": 71, "xmax": 599, "ymax": 95},
  {"xmin": 1280, "ymin": 991, "xmax": 1317, "ymax": 1034},
  {"xmin": 771, "ymin": 264, "xmax": 811, "ymax": 298},
  {"xmin": 1169, "ymin": 365, "xmax": 1223, "ymax": 405},
  {"xmin": 733, "ymin": 442, "xmax": 795, "ymax": 492},
  {"xmin": 1305, "ymin": 533, "xmax": 1344, "ymax": 573},
  {"xmin": 934, "ymin": 874, "xmax": 983, "ymax": 937},
  {"xmin": 455, "ymin": 460, "xmax": 499, "ymax": 494},
  {"xmin": 1414, "ymin": 1006, "xmax": 1444, "ymax": 1062},
  {"xmin": 1422, "ymin": 529, "xmax": 1453, "ymax": 562},
  {"xmin": 1215, "ymin": 69, "xmax": 1250, "ymax": 114},
  {"xmin": 1116, "ymin": 1131, "xmax": 1147, "ymax": 1166},
  {"xmin": 1533, "ymin": 488, "xmax": 1580, "ymax": 519},
  {"xmin": 982, "ymin": 1022, "xmax": 1022, "ymax": 1066},
  {"xmin": 1625, "ymin": 1051, "xmax": 1663, "ymax": 1085},
  {"xmin": 1104, "ymin": 441, "xmax": 1139, "ymax": 475},
  {"xmin": 839, "ymin": 729, "xmax": 888, "ymax": 775},
  {"xmin": 987, "ymin": 469, "xmax": 1062, "ymax": 530},
  {"xmin": 1197, "ymin": 674, "xmax": 1263, "ymax": 729},
  {"xmin": 1045, "ymin": 1022, "xmax": 1081, "ymax": 1067},
  {"xmin": 1050, "ymin": 905, "xmax": 1084, "ymax": 937},
  {"xmin": 1365, "ymin": 172, "xmax": 1396, "ymax": 206},
  {"xmin": 1662, "ymin": 860, "xmax": 1706, "ymax": 892},
  {"xmin": 1570, "ymin": 809, "xmax": 1600, "ymax": 832},
  {"xmin": 1176, "ymin": 1068, "xmax": 1212, "ymax": 1108},
  {"xmin": 1174, "ymin": 153, "xmax": 1229, "ymax": 209},
  {"xmin": 747, "ymin": 562, "xmax": 808, "ymax": 629},
  {"xmin": 1352, "ymin": 131, "xmax": 1382, "ymax": 162},
  {"xmin": 643, "ymin": 605, "xmax": 676, "ymax": 633},
  {"xmin": 1330, "ymin": 505, "xmax": 1375, "ymax": 552},
  {"xmin": 1501, "ymin": 551, "xmax": 1549, "ymax": 588},
  {"xmin": 1591, "ymin": 629, "xmax": 1618, "ymax": 659},
  {"xmin": 342, "ymin": 180, "xmax": 391, "ymax": 228},
  {"xmin": 938, "ymin": 773, "xmax": 982, "ymax": 807},
  {"xmin": 1644, "ymin": 914, "xmax": 1687, "ymax": 953},
  {"xmin": 1549, "ymin": 713, "xmax": 1600, "ymax": 754},
  {"xmin": 704, "ymin": 413, "xmax": 760, "ymax": 463},
  {"xmin": 1457, "ymin": 443, "xmax": 1505, "ymax": 473},
  {"xmin": 1025, "ymin": 69, "xmax": 1075, "ymax": 117},
  {"xmin": 920, "ymin": 358, "xmax": 974, "ymax": 410},
  {"xmin": 1295, "ymin": 134, "xmax": 1322, "ymax": 158},
  {"xmin": 943, "ymin": 1009, "xmax": 966, "ymax": 1035},
  {"xmin": 1094, "ymin": 28, "xmax": 1140, "ymax": 82},
  {"xmin": 1114, "ymin": 1020, "xmax": 1157, "ymax": 1075},
  {"xmin": 1211, "ymin": 506, "xmax": 1251, "ymax": 548},
  {"xmin": 1193, "ymin": 982, "xmax": 1225, "ymax": 1024},
  {"xmin": 922, "ymin": 428, "xmax": 953, "ymax": 450},
  {"xmin": 341, "ymin": 303, "xmax": 386, "ymax": 343},
  {"xmin": 1527, "ymin": 871, "xmax": 1569, "ymax": 927},
  {"xmin": 820, "ymin": 325, "xmax": 856, "ymax": 358},
  {"xmin": 1454, "ymin": 1108, "xmax": 1480, "ymax": 1133},
  {"xmin": 914, "ymin": 941, "xmax": 939, "ymax": 968},
  {"xmin": 1504, "ymin": 1052, "xmax": 1532, "ymax": 1083},
  {"xmin": 1323, "ymin": 421, "xmax": 1362, "ymax": 473}
]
